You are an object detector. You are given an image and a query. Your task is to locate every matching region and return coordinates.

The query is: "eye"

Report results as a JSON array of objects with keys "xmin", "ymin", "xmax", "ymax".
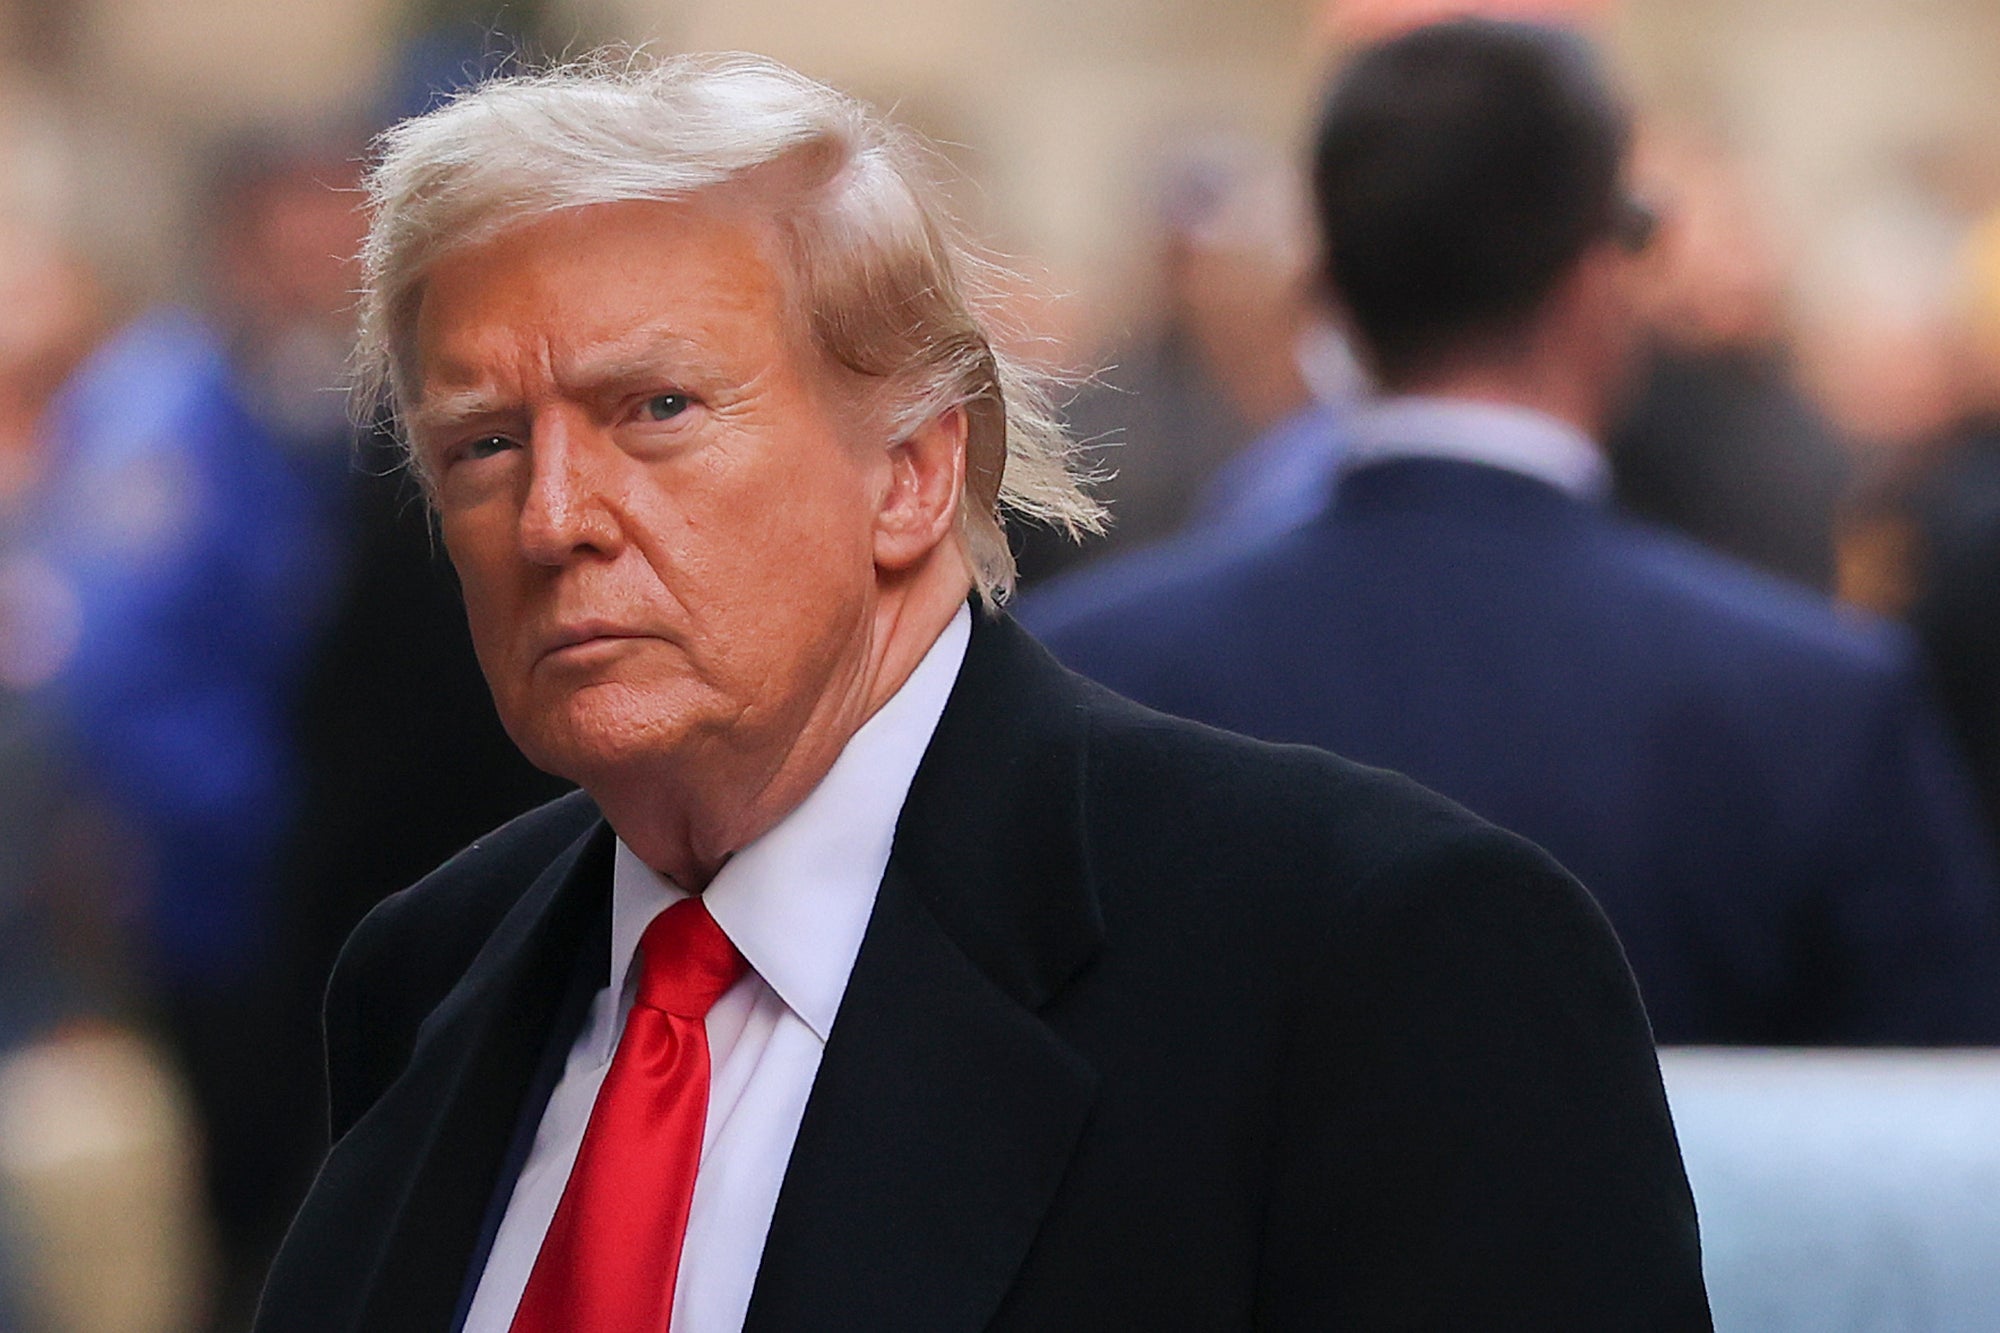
[
  {"xmin": 641, "ymin": 393, "xmax": 692, "ymax": 422},
  {"xmin": 463, "ymin": 435, "xmax": 515, "ymax": 461}
]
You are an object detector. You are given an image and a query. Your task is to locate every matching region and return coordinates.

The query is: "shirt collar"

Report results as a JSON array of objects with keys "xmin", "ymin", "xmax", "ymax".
[
  {"xmin": 1342, "ymin": 395, "xmax": 1610, "ymax": 503},
  {"xmin": 607, "ymin": 604, "xmax": 972, "ymax": 1045}
]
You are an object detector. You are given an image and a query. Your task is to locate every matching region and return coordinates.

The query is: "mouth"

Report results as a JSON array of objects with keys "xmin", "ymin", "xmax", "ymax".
[{"xmin": 538, "ymin": 624, "xmax": 654, "ymax": 665}]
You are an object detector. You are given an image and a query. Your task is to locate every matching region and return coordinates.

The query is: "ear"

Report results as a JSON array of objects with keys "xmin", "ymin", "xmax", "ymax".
[{"xmin": 873, "ymin": 405, "xmax": 969, "ymax": 574}]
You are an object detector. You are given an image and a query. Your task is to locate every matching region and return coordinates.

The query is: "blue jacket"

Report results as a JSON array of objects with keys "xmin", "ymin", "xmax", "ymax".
[
  {"xmin": 37, "ymin": 310, "xmax": 349, "ymax": 988},
  {"xmin": 1024, "ymin": 457, "xmax": 2000, "ymax": 1044}
]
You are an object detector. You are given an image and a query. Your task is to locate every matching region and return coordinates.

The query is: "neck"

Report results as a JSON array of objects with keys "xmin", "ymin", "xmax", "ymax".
[
  {"xmin": 594, "ymin": 555, "xmax": 970, "ymax": 892},
  {"xmin": 1391, "ymin": 361, "xmax": 1605, "ymax": 443}
]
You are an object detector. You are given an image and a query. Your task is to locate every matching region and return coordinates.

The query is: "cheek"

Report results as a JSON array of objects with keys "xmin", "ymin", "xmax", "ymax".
[
  {"xmin": 716, "ymin": 433, "xmax": 879, "ymax": 569},
  {"xmin": 440, "ymin": 518, "xmax": 526, "ymax": 653},
  {"xmin": 711, "ymin": 452, "xmax": 881, "ymax": 655}
]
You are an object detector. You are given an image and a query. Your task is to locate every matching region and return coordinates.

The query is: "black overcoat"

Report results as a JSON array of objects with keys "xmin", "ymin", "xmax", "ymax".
[{"xmin": 255, "ymin": 610, "xmax": 1711, "ymax": 1330}]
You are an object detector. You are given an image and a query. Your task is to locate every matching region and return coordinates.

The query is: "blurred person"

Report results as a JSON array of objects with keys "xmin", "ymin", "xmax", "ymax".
[
  {"xmin": 256, "ymin": 55, "xmax": 1708, "ymax": 1331},
  {"xmin": 0, "ymin": 216, "xmax": 105, "ymax": 1317},
  {"xmin": 1891, "ymin": 208, "xmax": 2000, "ymax": 845},
  {"xmin": 1013, "ymin": 138, "xmax": 1345, "ymax": 586},
  {"xmin": 0, "ymin": 222, "xmax": 107, "ymax": 1331},
  {"xmin": 0, "ymin": 218, "xmax": 211, "ymax": 1333},
  {"xmin": 1027, "ymin": 19, "xmax": 2000, "ymax": 1046},
  {"xmin": 1608, "ymin": 130, "xmax": 1852, "ymax": 592},
  {"xmin": 1796, "ymin": 153, "xmax": 1993, "ymax": 622},
  {"xmin": 22, "ymin": 126, "xmax": 373, "ymax": 1321},
  {"xmin": 1797, "ymin": 163, "xmax": 1972, "ymax": 485}
]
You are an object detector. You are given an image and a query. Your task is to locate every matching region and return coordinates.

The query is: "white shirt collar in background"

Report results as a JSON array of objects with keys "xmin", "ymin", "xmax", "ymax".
[{"xmin": 1343, "ymin": 395, "xmax": 1611, "ymax": 503}]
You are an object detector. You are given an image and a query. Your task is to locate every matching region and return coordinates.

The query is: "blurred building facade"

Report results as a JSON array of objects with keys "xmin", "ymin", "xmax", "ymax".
[{"xmin": 4, "ymin": 0, "xmax": 1999, "ymax": 366}]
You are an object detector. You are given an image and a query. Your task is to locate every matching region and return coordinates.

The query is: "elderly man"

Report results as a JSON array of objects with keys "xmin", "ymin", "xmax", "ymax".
[{"xmin": 255, "ymin": 55, "xmax": 1709, "ymax": 1332}]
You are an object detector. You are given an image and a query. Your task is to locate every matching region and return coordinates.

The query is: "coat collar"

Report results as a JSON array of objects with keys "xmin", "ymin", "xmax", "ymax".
[
  {"xmin": 744, "ymin": 605, "xmax": 1105, "ymax": 1330},
  {"xmin": 267, "ymin": 812, "xmax": 614, "ymax": 1333},
  {"xmin": 1341, "ymin": 395, "xmax": 1611, "ymax": 503},
  {"xmin": 883, "ymin": 603, "xmax": 1105, "ymax": 1008},
  {"xmin": 1331, "ymin": 452, "xmax": 1607, "ymax": 523}
]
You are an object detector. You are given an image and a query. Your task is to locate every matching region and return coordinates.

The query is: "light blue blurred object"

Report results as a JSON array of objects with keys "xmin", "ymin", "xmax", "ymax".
[
  {"xmin": 1660, "ymin": 1049, "xmax": 2000, "ymax": 1331},
  {"xmin": 1191, "ymin": 402, "xmax": 1344, "ymax": 537}
]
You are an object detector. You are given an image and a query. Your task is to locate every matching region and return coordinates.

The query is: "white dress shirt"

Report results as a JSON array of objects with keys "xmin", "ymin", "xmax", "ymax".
[
  {"xmin": 1342, "ymin": 395, "xmax": 1611, "ymax": 502},
  {"xmin": 463, "ymin": 605, "xmax": 972, "ymax": 1333}
]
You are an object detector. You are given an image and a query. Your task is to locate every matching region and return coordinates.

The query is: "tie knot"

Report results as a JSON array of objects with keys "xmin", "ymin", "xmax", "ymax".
[{"xmin": 635, "ymin": 897, "xmax": 747, "ymax": 1018}]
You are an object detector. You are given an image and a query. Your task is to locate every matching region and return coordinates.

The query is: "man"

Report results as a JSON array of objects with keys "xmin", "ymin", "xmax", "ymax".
[
  {"xmin": 1026, "ymin": 20, "xmax": 2000, "ymax": 1045},
  {"xmin": 1013, "ymin": 139, "xmax": 1346, "ymax": 588},
  {"xmin": 256, "ymin": 54, "xmax": 1709, "ymax": 1330}
]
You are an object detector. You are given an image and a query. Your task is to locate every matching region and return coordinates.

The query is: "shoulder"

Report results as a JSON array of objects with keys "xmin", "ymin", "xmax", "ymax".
[
  {"xmin": 1081, "ymin": 685, "xmax": 1454, "ymax": 851},
  {"xmin": 1603, "ymin": 514, "xmax": 1916, "ymax": 684},
  {"xmin": 1022, "ymin": 529, "xmax": 1284, "ymax": 637},
  {"xmin": 968, "ymin": 614, "xmax": 1639, "ymax": 1021},
  {"xmin": 323, "ymin": 788, "xmax": 599, "ymax": 1127},
  {"xmin": 335, "ymin": 787, "xmax": 600, "ymax": 991},
  {"xmin": 1019, "ymin": 526, "xmax": 1308, "ymax": 693},
  {"xmin": 1064, "ymin": 686, "xmax": 1705, "ymax": 1318},
  {"xmin": 1075, "ymin": 677, "xmax": 1599, "ymax": 943}
]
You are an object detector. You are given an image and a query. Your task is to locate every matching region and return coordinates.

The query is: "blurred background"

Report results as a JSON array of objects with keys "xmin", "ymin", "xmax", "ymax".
[{"xmin": 1, "ymin": 0, "xmax": 1999, "ymax": 1329}]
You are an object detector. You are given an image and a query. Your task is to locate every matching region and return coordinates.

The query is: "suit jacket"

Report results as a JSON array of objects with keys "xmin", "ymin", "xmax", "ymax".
[
  {"xmin": 1024, "ymin": 458, "xmax": 2000, "ymax": 1045},
  {"xmin": 256, "ymin": 609, "xmax": 1710, "ymax": 1330}
]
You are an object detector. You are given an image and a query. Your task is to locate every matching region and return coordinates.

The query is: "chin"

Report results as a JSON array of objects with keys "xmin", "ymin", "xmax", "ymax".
[{"xmin": 505, "ymin": 686, "xmax": 710, "ymax": 788}]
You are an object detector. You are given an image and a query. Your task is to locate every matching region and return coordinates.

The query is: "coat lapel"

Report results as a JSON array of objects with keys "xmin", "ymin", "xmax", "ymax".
[
  {"xmin": 744, "ymin": 611, "xmax": 1105, "ymax": 1331},
  {"xmin": 332, "ymin": 819, "xmax": 614, "ymax": 1333}
]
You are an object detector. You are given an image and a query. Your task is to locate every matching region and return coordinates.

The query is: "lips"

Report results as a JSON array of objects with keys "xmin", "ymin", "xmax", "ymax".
[{"xmin": 539, "ymin": 622, "xmax": 652, "ymax": 662}]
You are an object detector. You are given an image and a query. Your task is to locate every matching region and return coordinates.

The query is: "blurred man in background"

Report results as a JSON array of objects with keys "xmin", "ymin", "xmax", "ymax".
[
  {"xmin": 1028, "ymin": 17, "xmax": 2000, "ymax": 1046},
  {"xmin": 1013, "ymin": 139, "xmax": 1350, "ymax": 586},
  {"xmin": 1609, "ymin": 130, "xmax": 1853, "ymax": 593},
  {"xmin": 6, "ymin": 103, "xmax": 575, "ymax": 1327},
  {"xmin": 1893, "ymin": 210, "xmax": 2000, "ymax": 844}
]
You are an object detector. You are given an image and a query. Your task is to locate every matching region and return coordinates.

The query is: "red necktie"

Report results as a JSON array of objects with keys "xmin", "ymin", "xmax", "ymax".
[{"xmin": 510, "ymin": 896, "xmax": 748, "ymax": 1333}]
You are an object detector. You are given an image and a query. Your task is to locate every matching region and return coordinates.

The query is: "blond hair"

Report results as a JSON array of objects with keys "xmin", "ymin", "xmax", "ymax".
[{"xmin": 357, "ymin": 52, "xmax": 1102, "ymax": 600}]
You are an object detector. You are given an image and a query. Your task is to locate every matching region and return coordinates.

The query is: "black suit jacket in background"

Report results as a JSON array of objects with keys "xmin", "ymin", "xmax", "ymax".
[{"xmin": 256, "ymin": 611, "xmax": 1711, "ymax": 1331}]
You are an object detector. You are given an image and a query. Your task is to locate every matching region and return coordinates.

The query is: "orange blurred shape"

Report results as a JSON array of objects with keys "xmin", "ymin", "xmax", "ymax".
[
  {"xmin": 1966, "ymin": 211, "xmax": 2000, "ymax": 382},
  {"xmin": 1321, "ymin": 0, "xmax": 1612, "ymax": 44}
]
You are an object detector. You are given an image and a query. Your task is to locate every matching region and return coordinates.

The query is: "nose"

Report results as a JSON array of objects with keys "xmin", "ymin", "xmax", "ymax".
[{"xmin": 519, "ymin": 411, "xmax": 623, "ymax": 566}]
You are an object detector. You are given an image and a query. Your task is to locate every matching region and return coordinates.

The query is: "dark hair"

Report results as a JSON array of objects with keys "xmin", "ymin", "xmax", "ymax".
[{"xmin": 1310, "ymin": 19, "xmax": 1633, "ymax": 386}]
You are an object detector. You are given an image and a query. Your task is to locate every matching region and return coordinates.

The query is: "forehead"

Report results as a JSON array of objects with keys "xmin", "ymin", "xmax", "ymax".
[{"xmin": 410, "ymin": 198, "xmax": 797, "ymax": 398}]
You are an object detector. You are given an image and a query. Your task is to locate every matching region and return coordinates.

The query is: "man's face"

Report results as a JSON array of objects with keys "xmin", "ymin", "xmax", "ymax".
[{"xmin": 409, "ymin": 199, "xmax": 886, "ymax": 792}]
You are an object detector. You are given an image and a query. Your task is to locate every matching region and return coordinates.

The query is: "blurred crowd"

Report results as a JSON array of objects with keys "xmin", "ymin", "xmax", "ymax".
[
  {"xmin": 0, "ymin": 63, "xmax": 570, "ymax": 1333},
  {"xmin": 1, "ymin": 1, "xmax": 1999, "ymax": 1331}
]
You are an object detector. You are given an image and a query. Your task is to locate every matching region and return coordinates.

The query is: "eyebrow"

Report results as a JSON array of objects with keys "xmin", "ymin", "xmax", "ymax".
[
  {"xmin": 407, "ymin": 389, "xmax": 517, "ymax": 446},
  {"xmin": 409, "ymin": 327, "xmax": 735, "ymax": 441},
  {"xmin": 564, "ymin": 328, "xmax": 729, "ymax": 395}
]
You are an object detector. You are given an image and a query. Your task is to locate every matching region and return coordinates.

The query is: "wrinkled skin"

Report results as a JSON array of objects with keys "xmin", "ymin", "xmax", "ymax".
[{"xmin": 408, "ymin": 198, "xmax": 970, "ymax": 886}]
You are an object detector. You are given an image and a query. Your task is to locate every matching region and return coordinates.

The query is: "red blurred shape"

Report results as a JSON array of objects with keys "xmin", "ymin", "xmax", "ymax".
[{"xmin": 1323, "ymin": 0, "xmax": 1611, "ymax": 44}]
